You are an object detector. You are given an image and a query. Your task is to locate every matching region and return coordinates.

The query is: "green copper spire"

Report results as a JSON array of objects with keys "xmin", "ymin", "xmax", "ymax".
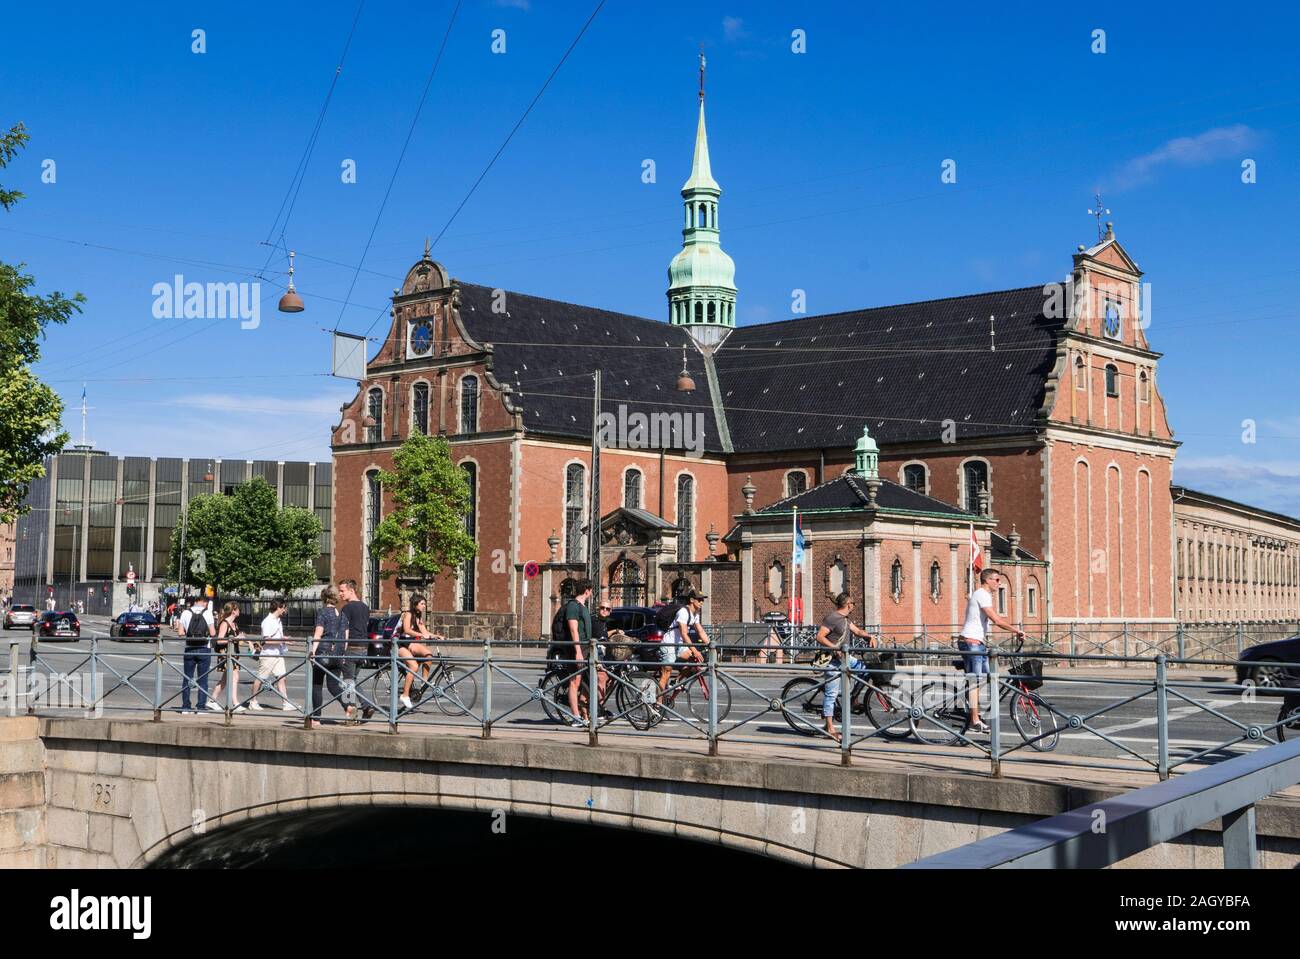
[
  {"xmin": 853, "ymin": 425, "xmax": 879, "ymax": 478},
  {"xmin": 667, "ymin": 51, "xmax": 736, "ymax": 348}
]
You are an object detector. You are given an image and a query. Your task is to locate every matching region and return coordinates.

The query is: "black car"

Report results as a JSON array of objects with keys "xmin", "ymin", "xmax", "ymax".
[
  {"xmin": 35, "ymin": 611, "xmax": 81, "ymax": 641},
  {"xmin": 110, "ymin": 611, "xmax": 161, "ymax": 640},
  {"xmin": 1235, "ymin": 635, "xmax": 1300, "ymax": 688},
  {"xmin": 604, "ymin": 606, "xmax": 669, "ymax": 662}
]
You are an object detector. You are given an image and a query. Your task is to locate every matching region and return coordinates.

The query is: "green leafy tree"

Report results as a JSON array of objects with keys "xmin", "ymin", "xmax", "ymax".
[
  {"xmin": 167, "ymin": 477, "xmax": 322, "ymax": 596},
  {"xmin": 370, "ymin": 433, "xmax": 477, "ymax": 590},
  {"xmin": 0, "ymin": 123, "xmax": 85, "ymax": 523}
]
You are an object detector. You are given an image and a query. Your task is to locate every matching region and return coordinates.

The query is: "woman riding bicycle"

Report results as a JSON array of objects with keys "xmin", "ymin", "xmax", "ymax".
[{"xmin": 396, "ymin": 595, "xmax": 444, "ymax": 711}]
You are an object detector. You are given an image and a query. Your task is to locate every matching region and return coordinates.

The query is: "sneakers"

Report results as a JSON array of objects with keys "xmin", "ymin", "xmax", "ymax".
[
  {"xmin": 568, "ymin": 718, "xmax": 587, "ymax": 728},
  {"xmin": 399, "ymin": 695, "xmax": 413, "ymax": 710},
  {"xmin": 247, "ymin": 701, "xmax": 264, "ymax": 711},
  {"xmin": 281, "ymin": 702, "xmax": 296, "ymax": 711},
  {"xmin": 970, "ymin": 720, "xmax": 991, "ymax": 734},
  {"xmin": 205, "ymin": 702, "xmax": 222, "ymax": 712},
  {"xmin": 181, "ymin": 709, "xmax": 195, "ymax": 715},
  {"xmin": 232, "ymin": 705, "xmax": 247, "ymax": 714}
]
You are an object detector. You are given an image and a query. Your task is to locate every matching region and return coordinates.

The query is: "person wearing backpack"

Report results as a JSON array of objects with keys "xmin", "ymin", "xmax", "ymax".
[
  {"xmin": 656, "ymin": 589, "xmax": 710, "ymax": 698},
  {"xmin": 175, "ymin": 596, "xmax": 215, "ymax": 714},
  {"xmin": 559, "ymin": 578, "xmax": 607, "ymax": 727}
]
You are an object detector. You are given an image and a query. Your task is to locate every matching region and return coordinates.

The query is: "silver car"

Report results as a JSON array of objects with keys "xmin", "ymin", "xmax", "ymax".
[{"xmin": 3, "ymin": 604, "xmax": 37, "ymax": 629}]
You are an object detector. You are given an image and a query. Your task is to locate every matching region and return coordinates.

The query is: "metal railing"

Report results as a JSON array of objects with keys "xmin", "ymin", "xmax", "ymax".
[
  {"xmin": 8, "ymin": 633, "xmax": 1300, "ymax": 784},
  {"xmin": 905, "ymin": 735, "xmax": 1300, "ymax": 868}
]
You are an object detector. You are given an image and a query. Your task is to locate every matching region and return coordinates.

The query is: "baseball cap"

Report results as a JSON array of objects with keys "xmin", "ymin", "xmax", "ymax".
[{"xmin": 685, "ymin": 589, "xmax": 708, "ymax": 601}]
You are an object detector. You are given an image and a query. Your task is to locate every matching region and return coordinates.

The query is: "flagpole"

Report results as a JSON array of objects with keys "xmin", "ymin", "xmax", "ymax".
[
  {"xmin": 791, "ymin": 507, "xmax": 798, "ymax": 625},
  {"xmin": 968, "ymin": 522, "xmax": 974, "ymax": 597}
]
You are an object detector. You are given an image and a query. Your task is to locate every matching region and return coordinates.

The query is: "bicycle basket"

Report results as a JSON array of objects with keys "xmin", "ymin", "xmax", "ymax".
[
  {"xmin": 605, "ymin": 630, "xmax": 633, "ymax": 662},
  {"xmin": 1009, "ymin": 658, "xmax": 1044, "ymax": 690},
  {"xmin": 863, "ymin": 652, "xmax": 897, "ymax": 686}
]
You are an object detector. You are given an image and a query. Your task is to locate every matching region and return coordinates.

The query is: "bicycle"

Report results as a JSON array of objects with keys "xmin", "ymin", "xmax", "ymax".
[
  {"xmin": 614, "ymin": 645, "xmax": 733, "ymax": 731},
  {"xmin": 779, "ymin": 651, "xmax": 912, "ymax": 740},
  {"xmin": 909, "ymin": 638, "xmax": 1058, "ymax": 750},
  {"xmin": 368, "ymin": 648, "xmax": 478, "ymax": 717}
]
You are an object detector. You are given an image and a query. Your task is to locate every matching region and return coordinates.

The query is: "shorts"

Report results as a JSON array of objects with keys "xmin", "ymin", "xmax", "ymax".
[
  {"xmin": 957, "ymin": 638, "xmax": 989, "ymax": 676},
  {"xmin": 658, "ymin": 642, "xmax": 678, "ymax": 665},
  {"xmin": 256, "ymin": 654, "xmax": 287, "ymax": 681}
]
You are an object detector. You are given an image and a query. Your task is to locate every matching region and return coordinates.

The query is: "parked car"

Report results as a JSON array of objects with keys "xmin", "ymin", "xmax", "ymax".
[
  {"xmin": 35, "ymin": 611, "xmax": 81, "ymax": 641},
  {"xmin": 3, "ymin": 604, "xmax": 37, "ymax": 630},
  {"xmin": 605, "ymin": 606, "xmax": 668, "ymax": 663},
  {"xmin": 110, "ymin": 611, "xmax": 161, "ymax": 640},
  {"xmin": 1235, "ymin": 635, "xmax": 1300, "ymax": 688}
]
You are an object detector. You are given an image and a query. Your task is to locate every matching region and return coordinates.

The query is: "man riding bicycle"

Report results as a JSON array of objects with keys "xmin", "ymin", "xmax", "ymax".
[
  {"xmin": 657, "ymin": 589, "xmax": 711, "ymax": 701},
  {"xmin": 815, "ymin": 592, "xmax": 877, "ymax": 742}
]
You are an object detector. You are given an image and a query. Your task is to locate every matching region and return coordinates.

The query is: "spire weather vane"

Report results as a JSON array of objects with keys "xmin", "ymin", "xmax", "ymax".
[
  {"xmin": 699, "ymin": 45, "xmax": 706, "ymax": 102},
  {"xmin": 1088, "ymin": 193, "xmax": 1111, "ymax": 242}
]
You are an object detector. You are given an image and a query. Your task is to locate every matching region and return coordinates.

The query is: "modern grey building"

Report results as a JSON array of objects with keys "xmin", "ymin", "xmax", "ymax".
[{"xmin": 13, "ymin": 446, "xmax": 332, "ymax": 613}]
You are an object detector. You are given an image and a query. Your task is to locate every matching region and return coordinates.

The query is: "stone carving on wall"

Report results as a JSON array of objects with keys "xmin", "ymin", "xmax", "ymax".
[
  {"xmin": 767, "ymin": 559, "xmax": 785, "ymax": 605},
  {"xmin": 826, "ymin": 554, "xmax": 847, "ymax": 599}
]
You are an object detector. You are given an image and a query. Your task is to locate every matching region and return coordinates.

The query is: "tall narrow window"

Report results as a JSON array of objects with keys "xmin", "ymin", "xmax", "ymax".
[
  {"xmin": 903, "ymin": 464, "xmax": 926, "ymax": 493},
  {"xmin": 459, "ymin": 462, "xmax": 476, "ymax": 612},
  {"xmin": 1105, "ymin": 364, "xmax": 1119, "ymax": 397},
  {"xmin": 460, "ymin": 375, "xmax": 479, "ymax": 434},
  {"xmin": 412, "ymin": 383, "xmax": 430, "ymax": 436},
  {"xmin": 786, "ymin": 471, "xmax": 807, "ymax": 498},
  {"xmin": 366, "ymin": 388, "xmax": 384, "ymax": 443},
  {"xmin": 1027, "ymin": 583, "xmax": 1037, "ymax": 616},
  {"xmin": 676, "ymin": 475, "xmax": 694, "ymax": 562},
  {"xmin": 1139, "ymin": 370, "xmax": 1150, "ymax": 402},
  {"xmin": 1075, "ymin": 355, "xmax": 1087, "ymax": 390},
  {"xmin": 963, "ymin": 461, "xmax": 989, "ymax": 514},
  {"xmin": 997, "ymin": 585, "xmax": 1008, "ymax": 615},
  {"xmin": 364, "ymin": 470, "xmax": 381, "ymax": 608},
  {"xmin": 890, "ymin": 558, "xmax": 904, "ymax": 602},
  {"xmin": 564, "ymin": 464, "xmax": 585, "ymax": 563},
  {"xmin": 624, "ymin": 469, "xmax": 642, "ymax": 510},
  {"xmin": 929, "ymin": 561, "xmax": 942, "ymax": 602}
]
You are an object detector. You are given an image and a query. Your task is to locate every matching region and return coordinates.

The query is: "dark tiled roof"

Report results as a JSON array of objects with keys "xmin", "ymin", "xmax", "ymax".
[
  {"xmin": 990, "ymin": 531, "xmax": 1040, "ymax": 562},
  {"xmin": 756, "ymin": 471, "xmax": 978, "ymax": 518},
  {"xmin": 713, "ymin": 286, "xmax": 1062, "ymax": 451},
  {"xmin": 455, "ymin": 282, "xmax": 726, "ymax": 453}
]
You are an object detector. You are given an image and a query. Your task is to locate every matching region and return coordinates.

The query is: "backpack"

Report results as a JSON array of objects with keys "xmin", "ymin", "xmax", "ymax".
[
  {"xmin": 654, "ymin": 602, "xmax": 685, "ymax": 632},
  {"xmin": 184, "ymin": 609, "xmax": 210, "ymax": 645}
]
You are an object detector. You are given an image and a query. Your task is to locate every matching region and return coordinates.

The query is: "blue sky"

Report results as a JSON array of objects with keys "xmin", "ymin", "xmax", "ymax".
[{"xmin": 3, "ymin": 1, "xmax": 1299, "ymax": 514}]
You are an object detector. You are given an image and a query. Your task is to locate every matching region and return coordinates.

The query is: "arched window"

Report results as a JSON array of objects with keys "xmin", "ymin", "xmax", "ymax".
[
  {"xmin": 676, "ymin": 474, "xmax": 694, "ymax": 562},
  {"xmin": 564, "ymin": 464, "xmax": 585, "ymax": 563},
  {"xmin": 1075, "ymin": 355, "xmax": 1087, "ymax": 390},
  {"xmin": 364, "ymin": 470, "xmax": 381, "ymax": 608},
  {"xmin": 707, "ymin": 301, "xmax": 716, "ymax": 323},
  {"xmin": 902, "ymin": 464, "xmax": 927, "ymax": 493},
  {"xmin": 694, "ymin": 301, "xmax": 703, "ymax": 323},
  {"xmin": 963, "ymin": 461, "xmax": 989, "ymax": 514},
  {"xmin": 786, "ymin": 471, "xmax": 807, "ymax": 498},
  {"xmin": 890, "ymin": 557, "xmax": 904, "ymax": 602},
  {"xmin": 610, "ymin": 558, "xmax": 643, "ymax": 606},
  {"xmin": 412, "ymin": 383, "xmax": 429, "ymax": 436},
  {"xmin": 366, "ymin": 388, "xmax": 384, "ymax": 443},
  {"xmin": 623, "ymin": 469, "xmax": 642, "ymax": 510},
  {"xmin": 1104, "ymin": 364, "xmax": 1119, "ymax": 397},
  {"xmin": 458, "ymin": 462, "xmax": 476, "ymax": 612},
  {"xmin": 1139, "ymin": 370, "xmax": 1150, "ymax": 402},
  {"xmin": 697, "ymin": 203, "xmax": 707, "ymax": 227},
  {"xmin": 929, "ymin": 561, "xmax": 942, "ymax": 602},
  {"xmin": 460, "ymin": 375, "xmax": 479, "ymax": 434}
]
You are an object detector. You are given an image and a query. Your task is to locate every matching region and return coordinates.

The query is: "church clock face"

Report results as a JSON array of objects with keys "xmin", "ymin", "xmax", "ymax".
[
  {"xmin": 1103, "ymin": 301, "xmax": 1121, "ymax": 340},
  {"xmin": 409, "ymin": 321, "xmax": 433, "ymax": 355}
]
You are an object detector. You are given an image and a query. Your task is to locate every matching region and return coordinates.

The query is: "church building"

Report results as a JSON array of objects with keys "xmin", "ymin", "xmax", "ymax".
[{"xmin": 329, "ymin": 66, "xmax": 1279, "ymax": 639}]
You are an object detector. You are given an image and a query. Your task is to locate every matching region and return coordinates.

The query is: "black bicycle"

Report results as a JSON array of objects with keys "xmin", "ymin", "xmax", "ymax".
[
  {"xmin": 779, "ymin": 652, "xmax": 912, "ymax": 739},
  {"xmin": 910, "ymin": 638, "xmax": 1058, "ymax": 750},
  {"xmin": 369, "ymin": 649, "xmax": 478, "ymax": 717}
]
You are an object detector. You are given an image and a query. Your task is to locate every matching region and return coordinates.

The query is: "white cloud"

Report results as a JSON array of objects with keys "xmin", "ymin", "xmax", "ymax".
[
  {"xmin": 1174, "ymin": 454, "xmax": 1300, "ymax": 518},
  {"xmin": 1105, "ymin": 125, "xmax": 1261, "ymax": 191},
  {"xmin": 722, "ymin": 16, "xmax": 746, "ymax": 41}
]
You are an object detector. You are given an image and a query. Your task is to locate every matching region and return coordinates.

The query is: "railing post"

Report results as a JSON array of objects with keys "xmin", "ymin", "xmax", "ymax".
[
  {"xmin": 303, "ymin": 641, "xmax": 314, "ymax": 731},
  {"xmin": 1222, "ymin": 804, "xmax": 1258, "ymax": 869},
  {"xmin": 839, "ymin": 650, "xmax": 852, "ymax": 767},
  {"xmin": 1156, "ymin": 653, "xmax": 1169, "ymax": 781},
  {"xmin": 1069, "ymin": 624, "xmax": 1077, "ymax": 666},
  {"xmin": 481, "ymin": 642, "xmax": 493, "ymax": 740},
  {"xmin": 388, "ymin": 634, "xmax": 400, "ymax": 734},
  {"xmin": 1176, "ymin": 623, "xmax": 1185, "ymax": 661},
  {"xmin": 7, "ymin": 640, "xmax": 17, "ymax": 717},
  {"xmin": 1122, "ymin": 622, "xmax": 1130, "ymax": 659},
  {"xmin": 88, "ymin": 636, "xmax": 99, "ymax": 718},
  {"xmin": 27, "ymin": 636, "xmax": 38, "ymax": 714},
  {"xmin": 153, "ymin": 637, "xmax": 163, "ymax": 722},
  {"xmin": 1236, "ymin": 623, "xmax": 1245, "ymax": 658},
  {"xmin": 223, "ymin": 637, "xmax": 233, "ymax": 726},
  {"xmin": 707, "ymin": 641, "xmax": 719, "ymax": 756},
  {"xmin": 587, "ymin": 634, "xmax": 598, "ymax": 747},
  {"xmin": 988, "ymin": 648, "xmax": 1001, "ymax": 778}
]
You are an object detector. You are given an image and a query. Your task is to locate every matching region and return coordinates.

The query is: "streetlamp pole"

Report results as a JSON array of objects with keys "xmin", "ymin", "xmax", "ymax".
[{"xmin": 587, "ymin": 369, "xmax": 601, "ymax": 602}]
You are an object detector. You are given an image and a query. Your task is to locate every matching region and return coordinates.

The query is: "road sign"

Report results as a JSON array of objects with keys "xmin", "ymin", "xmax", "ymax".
[
  {"xmin": 126, "ymin": 569, "xmax": 136, "ymax": 583},
  {"xmin": 524, "ymin": 561, "xmax": 540, "ymax": 579}
]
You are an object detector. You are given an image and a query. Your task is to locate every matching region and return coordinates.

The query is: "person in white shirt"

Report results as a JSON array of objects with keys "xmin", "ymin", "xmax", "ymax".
[
  {"xmin": 959, "ymin": 568, "xmax": 1024, "ymax": 732},
  {"xmin": 656, "ymin": 590, "xmax": 710, "ymax": 698},
  {"xmin": 246, "ymin": 599, "xmax": 293, "ymax": 711}
]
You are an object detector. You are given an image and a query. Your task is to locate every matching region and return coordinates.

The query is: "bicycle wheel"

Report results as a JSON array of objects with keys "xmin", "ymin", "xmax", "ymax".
[
  {"xmin": 616, "ymin": 670, "xmax": 663, "ymax": 731},
  {"xmin": 536, "ymin": 669, "xmax": 567, "ymax": 724},
  {"xmin": 1278, "ymin": 701, "xmax": 1300, "ymax": 741},
  {"xmin": 685, "ymin": 671, "xmax": 732, "ymax": 725},
  {"xmin": 909, "ymin": 681, "xmax": 967, "ymax": 746},
  {"xmin": 434, "ymin": 665, "xmax": 478, "ymax": 717},
  {"xmin": 369, "ymin": 667, "xmax": 394, "ymax": 716},
  {"xmin": 1009, "ymin": 688, "xmax": 1059, "ymax": 751},
  {"xmin": 861, "ymin": 683, "xmax": 913, "ymax": 741},
  {"xmin": 779, "ymin": 677, "xmax": 830, "ymax": 735}
]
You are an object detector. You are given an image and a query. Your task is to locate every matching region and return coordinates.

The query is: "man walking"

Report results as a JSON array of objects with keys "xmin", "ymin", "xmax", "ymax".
[
  {"xmin": 337, "ymin": 580, "xmax": 370, "ymax": 723},
  {"xmin": 959, "ymin": 568, "xmax": 1024, "ymax": 732},
  {"xmin": 247, "ymin": 599, "xmax": 293, "ymax": 711},
  {"xmin": 176, "ymin": 596, "xmax": 215, "ymax": 714},
  {"xmin": 815, "ymin": 592, "xmax": 876, "ymax": 742},
  {"xmin": 562, "ymin": 578, "xmax": 606, "ymax": 726}
]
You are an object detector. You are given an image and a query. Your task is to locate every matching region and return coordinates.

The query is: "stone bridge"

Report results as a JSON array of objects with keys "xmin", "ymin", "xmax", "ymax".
[{"xmin": 3, "ymin": 716, "xmax": 1300, "ymax": 868}]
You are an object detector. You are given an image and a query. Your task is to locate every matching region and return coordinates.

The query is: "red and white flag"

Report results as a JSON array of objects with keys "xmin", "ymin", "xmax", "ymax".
[{"xmin": 969, "ymin": 525, "xmax": 983, "ymax": 573}]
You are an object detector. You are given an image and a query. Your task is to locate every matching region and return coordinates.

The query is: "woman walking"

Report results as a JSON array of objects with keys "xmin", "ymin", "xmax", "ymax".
[
  {"xmin": 209, "ymin": 602, "xmax": 246, "ymax": 713},
  {"xmin": 309, "ymin": 586, "xmax": 354, "ymax": 726}
]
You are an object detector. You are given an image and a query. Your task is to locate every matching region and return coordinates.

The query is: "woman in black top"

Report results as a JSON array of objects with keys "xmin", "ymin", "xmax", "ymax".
[
  {"xmin": 209, "ymin": 602, "xmax": 245, "ymax": 712},
  {"xmin": 396, "ymin": 595, "xmax": 444, "ymax": 711}
]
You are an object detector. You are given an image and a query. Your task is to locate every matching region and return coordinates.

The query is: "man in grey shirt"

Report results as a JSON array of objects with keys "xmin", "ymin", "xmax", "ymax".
[{"xmin": 814, "ymin": 592, "xmax": 876, "ymax": 741}]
